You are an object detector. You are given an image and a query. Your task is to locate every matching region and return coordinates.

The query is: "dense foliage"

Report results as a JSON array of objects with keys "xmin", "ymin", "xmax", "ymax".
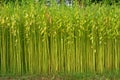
[{"xmin": 0, "ymin": 2, "xmax": 120, "ymax": 76}]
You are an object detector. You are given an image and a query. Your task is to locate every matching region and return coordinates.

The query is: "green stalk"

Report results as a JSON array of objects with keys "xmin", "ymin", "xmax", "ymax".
[{"xmin": 1, "ymin": 26, "xmax": 6, "ymax": 74}]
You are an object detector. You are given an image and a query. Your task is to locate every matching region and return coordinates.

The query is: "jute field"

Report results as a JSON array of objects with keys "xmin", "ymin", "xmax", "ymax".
[{"xmin": 0, "ymin": 0, "xmax": 120, "ymax": 79}]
